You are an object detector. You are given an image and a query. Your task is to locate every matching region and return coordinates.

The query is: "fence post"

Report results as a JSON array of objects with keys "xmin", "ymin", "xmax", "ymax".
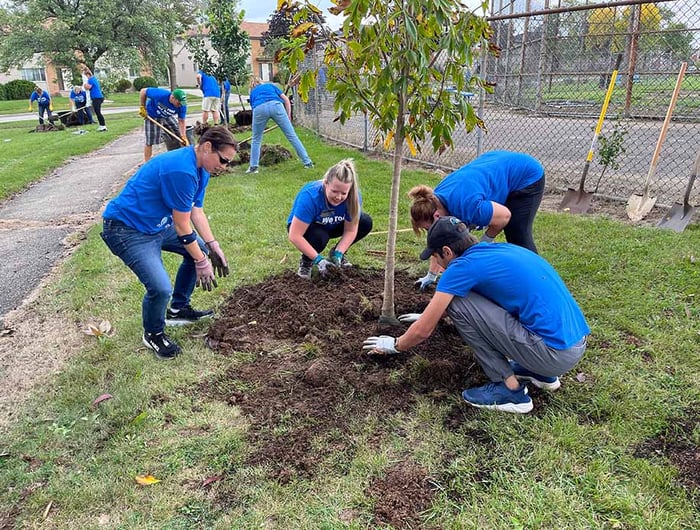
[
  {"xmin": 535, "ymin": 0, "xmax": 550, "ymax": 111},
  {"xmin": 624, "ymin": 3, "xmax": 641, "ymax": 117}
]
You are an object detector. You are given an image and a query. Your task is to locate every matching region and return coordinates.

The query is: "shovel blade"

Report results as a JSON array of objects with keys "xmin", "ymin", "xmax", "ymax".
[
  {"xmin": 657, "ymin": 203, "xmax": 697, "ymax": 232},
  {"xmin": 558, "ymin": 188, "xmax": 594, "ymax": 214},
  {"xmin": 626, "ymin": 194, "xmax": 657, "ymax": 222}
]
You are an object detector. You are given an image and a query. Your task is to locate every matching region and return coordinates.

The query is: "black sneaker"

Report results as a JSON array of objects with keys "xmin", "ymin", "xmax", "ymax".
[
  {"xmin": 165, "ymin": 305, "xmax": 214, "ymax": 326},
  {"xmin": 142, "ymin": 332, "xmax": 181, "ymax": 360},
  {"xmin": 298, "ymin": 255, "xmax": 313, "ymax": 279}
]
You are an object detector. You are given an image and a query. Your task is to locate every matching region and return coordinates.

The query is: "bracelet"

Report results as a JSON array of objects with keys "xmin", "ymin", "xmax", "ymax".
[
  {"xmin": 312, "ymin": 255, "xmax": 323, "ymax": 265},
  {"xmin": 178, "ymin": 231, "xmax": 197, "ymax": 245}
]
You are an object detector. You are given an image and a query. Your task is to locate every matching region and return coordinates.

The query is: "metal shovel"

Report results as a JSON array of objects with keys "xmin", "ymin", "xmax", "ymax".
[
  {"xmin": 559, "ymin": 54, "xmax": 622, "ymax": 214},
  {"xmin": 626, "ymin": 62, "xmax": 687, "ymax": 221},
  {"xmin": 656, "ymin": 149, "xmax": 699, "ymax": 232}
]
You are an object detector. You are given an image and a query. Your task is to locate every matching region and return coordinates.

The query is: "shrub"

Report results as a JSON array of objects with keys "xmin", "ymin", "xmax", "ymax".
[
  {"xmin": 132, "ymin": 76, "xmax": 158, "ymax": 91},
  {"xmin": 115, "ymin": 79, "xmax": 132, "ymax": 93},
  {"xmin": 0, "ymin": 83, "xmax": 6, "ymax": 101},
  {"xmin": 4, "ymin": 79, "xmax": 36, "ymax": 100}
]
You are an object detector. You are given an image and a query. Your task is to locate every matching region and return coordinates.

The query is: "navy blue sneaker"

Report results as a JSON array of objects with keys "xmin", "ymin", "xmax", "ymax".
[
  {"xmin": 461, "ymin": 382, "xmax": 533, "ymax": 414},
  {"xmin": 509, "ymin": 360, "xmax": 561, "ymax": 391}
]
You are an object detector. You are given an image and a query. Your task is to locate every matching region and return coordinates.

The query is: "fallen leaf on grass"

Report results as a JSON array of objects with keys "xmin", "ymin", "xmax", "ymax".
[
  {"xmin": 91, "ymin": 393, "xmax": 113, "ymax": 407},
  {"xmin": 202, "ymin": 475, "xmax": 222, "ymax": 487},
  {"xmin": 131, "ymin": 411, "xmax": 148, "ymax": 425},
  {"xmin": 135, "ymin": 474, "xmax": 161, "ymax": 486},
  {"xmin": 82, "ymin": 320, "xmax": 114, "ymax": 337},
  {"xmin": 42, "ymin": 500, "xmax": 53, "ymax": 519},
  {"xmin": 575, "ymin": 373, "xmax": 587, "ymax": 382}
]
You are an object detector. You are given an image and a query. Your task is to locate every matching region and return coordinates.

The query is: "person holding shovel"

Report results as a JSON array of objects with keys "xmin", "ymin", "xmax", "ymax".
[
  {"xmin": 408, "ymin": 150, "xmax": 545, "ymax": 290},
  {"xmin": 82, "ymin": 67, "xmax": 107, "ymax": 131},
  {"xmin": 363, "ymin": 216, "xmax": 589, "ymax": 414},
  {"xmin": 287, "ymin": 158, "xmax": 373, "ymax": 278},
  {"xmin": 69, "ymin": 85, "xmax": 94, "ymax": 126},
  {"xmin": 28, "ymin": 86, "xmax": 52, "ymax": 125},
  {"xmin": 101, "ymin": 126, "xmax": 236, "ymax": 360},
  {"xmin": 139, "ymin": 87, "xmax": 189, "ymax": 162},
  {"xmin": 246, "ymin": 76, "xmax": 313, "ymax": 174}
]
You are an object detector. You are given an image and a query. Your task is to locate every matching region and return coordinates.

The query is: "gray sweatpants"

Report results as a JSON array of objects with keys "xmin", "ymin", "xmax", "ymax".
[{"xmin": 447, "ymin": 292, "xmax": 587, "ymax": 382}]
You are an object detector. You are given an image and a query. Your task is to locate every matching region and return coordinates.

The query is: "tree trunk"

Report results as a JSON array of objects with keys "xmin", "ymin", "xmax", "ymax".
[{"xmin": 379, "ymin": 108, "xmax": 405, "ymax": 326}]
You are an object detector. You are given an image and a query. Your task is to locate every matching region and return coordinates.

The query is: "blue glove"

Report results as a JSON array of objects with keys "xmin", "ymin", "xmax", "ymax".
[{"xmin": 330, "ymin": 249, "xmax": 344, "ymax": 266}]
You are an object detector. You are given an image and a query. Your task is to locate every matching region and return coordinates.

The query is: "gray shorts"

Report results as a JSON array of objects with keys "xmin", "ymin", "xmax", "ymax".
[{"xmin": 145, "ymin": 115, "xmax": 179, "ymax": 145}]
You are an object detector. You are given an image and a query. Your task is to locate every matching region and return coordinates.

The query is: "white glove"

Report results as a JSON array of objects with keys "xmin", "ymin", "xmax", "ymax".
[
  {"xmin": 316, "ymin": 257, "xmax": 336, "ymax": 277},
  {"xmin": 415, "ymin": 271, "xmax": 438, "ymax": 291},
  {"xmin": 362, "ymin": 335, "xmax": 399, "ymax": 355},
  {"xmin": 398, "ymin": 313, "xmax": 422, "ymax": 324}
]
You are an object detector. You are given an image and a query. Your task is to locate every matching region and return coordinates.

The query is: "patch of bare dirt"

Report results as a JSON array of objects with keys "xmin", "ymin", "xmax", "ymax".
[
  {"xmin": 367, "ymin": 461, "xmax": 436, "ymax": 529},
  {"xmin": 203, "ymin": 269, "xmax": 476, "ymax": 488},
  {"xmin": 633, "ymin": 408, "xmax": 700, "ymax": 507}
]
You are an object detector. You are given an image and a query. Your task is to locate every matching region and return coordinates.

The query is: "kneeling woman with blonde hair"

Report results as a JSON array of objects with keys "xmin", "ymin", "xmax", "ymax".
[{"xmin": 287, "ymin": 159, "xmax": 373, "ymax": 278}]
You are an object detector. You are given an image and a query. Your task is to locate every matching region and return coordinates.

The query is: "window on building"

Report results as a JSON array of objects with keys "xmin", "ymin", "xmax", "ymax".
[{"xmin": 20, "ymin": 68, "xmax": 46, "ymax": 82}]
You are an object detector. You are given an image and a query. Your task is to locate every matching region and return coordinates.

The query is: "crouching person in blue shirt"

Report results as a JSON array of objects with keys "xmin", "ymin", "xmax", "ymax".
[
  {"xmin": 101, "ymin": 126, "xmax": 236, "ymax": 359},
  {"xmin": 363, "ymin": 216, "xmax": 589, "ymax": 414},
  {"xmin": 288, "ymin": 159, "xmax": 373, "ymax": 278}
]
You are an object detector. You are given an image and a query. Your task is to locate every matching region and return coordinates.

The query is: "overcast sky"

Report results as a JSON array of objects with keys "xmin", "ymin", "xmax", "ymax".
[{"xmin": 238, "ymin": 0, "xmax": 487, "ymax": 28}]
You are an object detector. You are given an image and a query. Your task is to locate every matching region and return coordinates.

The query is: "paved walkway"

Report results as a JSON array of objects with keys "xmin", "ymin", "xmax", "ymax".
[{"xmin": 0, "ymin": 131, "xmax": 144, "ymax": 317}]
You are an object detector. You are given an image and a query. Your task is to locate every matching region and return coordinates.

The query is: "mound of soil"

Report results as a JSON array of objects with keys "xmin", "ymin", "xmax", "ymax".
[{"xmin": 204, "ymin": 268, "xmax": 475, "ymax": 525}]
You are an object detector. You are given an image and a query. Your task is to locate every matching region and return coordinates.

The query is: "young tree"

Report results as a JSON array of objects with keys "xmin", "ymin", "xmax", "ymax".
[
  {"xmin": 278, "ymin": 0, "xmax": 493, "ymax": 323},
  {"xmin": 186, "ymin": 0, "xmax": 250, "ymax": 118}
]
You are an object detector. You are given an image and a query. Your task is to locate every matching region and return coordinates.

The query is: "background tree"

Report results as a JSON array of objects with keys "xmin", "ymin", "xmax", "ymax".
[
  {"xmin": 186, "ymin": 0, "xmax": 250, "ymax": 116},
  {"xmin": 0, "ymin": 0, "xmax": 182, "ymax": 77},
  {"xmin": 278, "ymin": 0, "xmax": 492, "ymax": 323},
  {"xmin": 151, "ymin": 0, "xmax": 200, "ymax": 89}
]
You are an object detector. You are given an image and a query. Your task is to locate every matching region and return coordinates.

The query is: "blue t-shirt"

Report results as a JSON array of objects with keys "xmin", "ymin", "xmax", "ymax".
[
  {"xmin": 223, "ymin": 79, "xmax": 231, "ymax": 94},
  {"xmin": 435, "ymin": 151, "xmax": 544, "ymax": 228},
  {"xmin": 287, "ymin": 180, "xmax": 361, "ymax": 227},
  {"xmin": 437, "ymin": 243, "xmax": 590, "ymax": 349},
  {"xmin": 250, "ymin": 83, "xmax": 283, "ymax": 109},
  {"xmin": 85, "ymin": 75, "xmax": 104, "ymax": 99},
  {"xmin": 103, "ymin": 146, "xmax": 209, "ymax": 234},
  {"xmin": 69, "ymin": 89, "xmax": 87, "ymax": 106},
  {"xmin": 198, "ymin": 71, "xmax": 219, "ymax": 97},
  {"xmin": 29, "ymin": 91, "xmax": 51, "ymax": 105},
  {"xmin": 145, "ymin": 87, "xmax": 187, "ymax": 120}
]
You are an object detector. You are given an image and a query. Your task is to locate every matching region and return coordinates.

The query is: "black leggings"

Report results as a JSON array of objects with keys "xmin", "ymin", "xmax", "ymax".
[
  {"xmin": 92, "ymin": 97, "xmax": 106, "ymax": 126},
  {"xmin": 288, "ymin": 212, "xmax": 373, "ymax": 254},
  {"xmin": 503, "ymin": 175, "xmax": 545, "ymax": 254}
]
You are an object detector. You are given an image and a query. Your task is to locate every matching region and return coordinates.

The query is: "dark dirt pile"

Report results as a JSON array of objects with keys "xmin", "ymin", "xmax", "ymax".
[
  {"xmin": 204, "ymin": 268, "xmax": 475, "ymax": 526},
  {"xmin": 203, "ymin": 267, "xmax": 699, "ymax": 525}
]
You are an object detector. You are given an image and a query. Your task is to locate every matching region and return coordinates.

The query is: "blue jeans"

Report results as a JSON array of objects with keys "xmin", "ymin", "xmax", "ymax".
[
  {"xmin": 38, "ymin": 103, "xmax": 50, "ymax": 125},
  {"xmin": 101, "ymin": 218, "xmax": 207, "ymax": 334},
  {"xmin": 250, "ymin": 100, "xmax": 312, "ymax": 168}
]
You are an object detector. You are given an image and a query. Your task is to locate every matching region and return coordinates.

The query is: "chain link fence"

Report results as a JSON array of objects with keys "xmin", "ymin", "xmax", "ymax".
[{"xmin": 293, "ymin": 0, "xmax": 699, "ymax": 208}]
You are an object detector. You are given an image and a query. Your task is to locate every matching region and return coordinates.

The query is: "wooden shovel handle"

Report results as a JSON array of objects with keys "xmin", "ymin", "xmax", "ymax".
[
  {"xmin": 644, "ymin": 62, "xmax": 687, "ymax": 188},
  {"xmin": 144, "ymin": 114, "xmax": 185, "ymax": 145}
]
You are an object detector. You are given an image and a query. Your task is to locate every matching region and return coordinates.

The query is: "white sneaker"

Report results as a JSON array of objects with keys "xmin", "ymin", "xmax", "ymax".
[{"xmin": 97, "ymin": 125, "xmax": 107, "ymax": 131}]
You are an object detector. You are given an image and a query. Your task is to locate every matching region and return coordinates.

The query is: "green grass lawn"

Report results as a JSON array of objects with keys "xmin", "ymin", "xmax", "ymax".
[{"xmin": 0, "ymin": 129, "xmax": 698, "ymax": 528}]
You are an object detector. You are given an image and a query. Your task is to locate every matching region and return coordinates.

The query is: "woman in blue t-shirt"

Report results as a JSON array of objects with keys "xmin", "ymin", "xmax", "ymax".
[
  {"xmin": 82, "ymin": 66, "xmax": 107, "ymax": 131},
  {"xmin": 408, "ymin": 150, "xmax": 545, "ymax": 290},
  {"xmin": 28, "ymin": 87, "xmax": 52, "ymax": 125},
  {"xmin": 246, "ymin": 76, "xmax": 313, "ymax": 174},
  {"xmin": 287, "ymin": 159, "xmax": 373, "ymax": 278},
  {"xmin": 101, "ymin": 126, "xmax": 236, "ymax": 360}
]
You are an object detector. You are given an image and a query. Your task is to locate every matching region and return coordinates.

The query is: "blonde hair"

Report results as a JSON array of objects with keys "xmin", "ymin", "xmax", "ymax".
[
  {"xmin": 249, "ymin": 76, "xmax": 262, "ymax": 89},
  {"xmin": 407, "ymin": 185, "xmax": 440, "ymax": 235},
  {"xmin": 323, "ymin": 159, "xmax": 360, "ymax": 221}
]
